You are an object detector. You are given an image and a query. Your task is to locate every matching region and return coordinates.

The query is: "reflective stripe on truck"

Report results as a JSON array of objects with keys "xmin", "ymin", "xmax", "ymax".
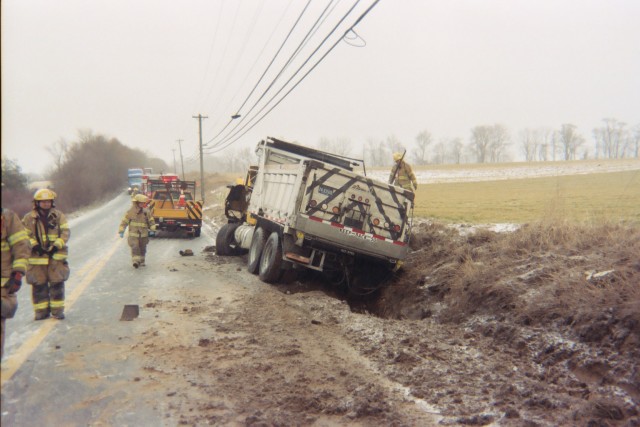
[{"xmin": 303, "ymin": 214, "xmax": 406, "ymax": 246}]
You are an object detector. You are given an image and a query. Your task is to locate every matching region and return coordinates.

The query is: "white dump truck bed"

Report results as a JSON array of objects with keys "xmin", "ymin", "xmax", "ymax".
[{"xmin": 248, "ymin": 138, "xmax": 413, "ymax": 263}]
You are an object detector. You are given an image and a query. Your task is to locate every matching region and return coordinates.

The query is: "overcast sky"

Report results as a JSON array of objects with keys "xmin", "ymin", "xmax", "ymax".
[{"xmin": 2, "ymin": 0, "xmax": 639, "ymax": 175}]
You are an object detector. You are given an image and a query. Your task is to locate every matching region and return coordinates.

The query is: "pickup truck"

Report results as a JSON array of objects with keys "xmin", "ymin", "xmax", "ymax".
[
  {"xmin": 147, "ymin": 177, "xmax": 203, "ymax": 237},
  {"xmin": 216, "ymin": 137, "xmax": 414, "ymax": 294}
]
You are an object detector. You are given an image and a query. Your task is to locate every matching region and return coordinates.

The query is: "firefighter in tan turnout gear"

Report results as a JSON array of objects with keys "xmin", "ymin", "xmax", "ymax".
[
  {"xmin": 119, "ymin": 194, "xmax": 156, "ymax": 268},
  {"xmin": 22, "ymin": 189, "xmax": 71, "ymax": 320},
  {"xmin": 389, "ymin": 151, "xmax": 418, "ymax": 192},
  {"xmin": 2, "ymin": 208, "xmax": 31, "ymax": 357}
]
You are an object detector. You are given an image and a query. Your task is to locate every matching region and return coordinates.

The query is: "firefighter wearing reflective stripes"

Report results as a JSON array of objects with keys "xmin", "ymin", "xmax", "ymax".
[
  {"xmin": 22, "ymin": 189, "xmax": 70, "ymax": 321},
  {"xmin": 2, "ymin": 208, "xmax": 31, "ymax": 357},
  {"xmin": 119, "ymin": 194, "xmax": 156, "ymax": 268},
  {"xmin": 389, "ymin": 152, "xmax": 418, "ymax": 192}
]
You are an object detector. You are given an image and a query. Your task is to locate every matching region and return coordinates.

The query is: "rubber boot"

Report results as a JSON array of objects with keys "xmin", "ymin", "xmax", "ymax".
[
  {"xmin": 133, "ymin": 262, "xmax": 139, "ymax": 269},
  {"xmin": 35, "ymin": 309, "xmax": 50, "ymax": 321},
  {"xmin": 32, "ymin": 283, "xmax": 50, "ymax": 321},
  {"xmin": 51, "ymin": 311, "xmax": 65, "ymax": 320},
  {"xmin": 50, "ymin": 282, "xmax": 65, "ymax": 319}
]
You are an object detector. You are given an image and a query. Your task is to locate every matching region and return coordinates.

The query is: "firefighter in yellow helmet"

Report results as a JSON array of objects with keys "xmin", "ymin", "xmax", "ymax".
[
  {"xmin": 389, "ymin": 152, "xmax": 418, "ymax": 192},
  {"xmin": 119, "ymin": 194, "xmax": 156, "ymax": 268},
  {"xmin": 22, "ymin": 189, "xmax": 71, "ymax": 320},
  {"xmin": 2, "ymin": 208, "xmax": 31, "ymax": 357}
]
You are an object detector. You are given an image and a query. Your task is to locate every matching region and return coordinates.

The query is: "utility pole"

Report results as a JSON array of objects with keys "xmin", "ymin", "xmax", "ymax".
[
  {"xmin": 192, "ymin": 114, "xmax": 208, "ymax": 201},
  {"xmin": 172, "ymin": 149, "xmax": 177, "ymax": 174},
  {"xmin": 177, "ymin": 139, "xmax": 185, "ymax": 180}
]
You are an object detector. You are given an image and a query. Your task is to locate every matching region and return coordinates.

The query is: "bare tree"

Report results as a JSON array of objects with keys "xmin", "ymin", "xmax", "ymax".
[
  {"xmin": 432, "ymin": 140, "xmax": 447, "ymax": 164},
  {"xmin": 520, "ymin": 129, "xmax": 537, "ymax": 162},
  {"xmin": 557, "ymin": 124, "xmax": 584, "ymax": 160},
  {"xmin": 631, "ymin": 124, "xmax": 640, "ymax": 158},
  {"xmin": 46, "ymin": 138, "xmax": 69, "ymax": 172},
  {"xmin": 334, "ymin": 138, "xmax": 353, "ymax": 157},
  {"xmin": 385, "ymin": 135, "xmax": 404, "ymax": 165},
  {"xmin": 365, "ymin": 138, "xmax": 386, "ymax": 166},
  {"xmin": 469, "ymin": 126, "xmax": 492, "ymax": 163},
  {"xmin": 413, "ymin": 130, "xmax": 432, "ymax": 165},
  {"xmin": 537, "ymin": 128, "xmax": 553, "ymax": 161},
  {"xmin": 593, "ymin": 118, "xmax": 628, "ymax": 159},
  {"xmin": 488, "ymin": 124, "xmax": 510, "ymax": 162},
  {"xmin": 449, "ymin": 138, "xmax": 464, "ymax": 164},
  {"xmin": 317, "ymin": 137, "xmax": 332, "ymax": 153},
  {"xmin": 317, "ymin": 137, "xmax": 353, "ymax": 157}
]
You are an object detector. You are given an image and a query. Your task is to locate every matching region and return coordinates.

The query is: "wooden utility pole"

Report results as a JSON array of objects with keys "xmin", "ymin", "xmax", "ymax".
[
  {"xmin": 177, "ymin": 139, "xmax": 185, "ymax": 180},
  {"xmin": 172, "ymin": 149, "xmax": 177, "ymax": 174},
  {"xmin": 192, "ymin": 114, "xmax": 208, "ymax": 201}
]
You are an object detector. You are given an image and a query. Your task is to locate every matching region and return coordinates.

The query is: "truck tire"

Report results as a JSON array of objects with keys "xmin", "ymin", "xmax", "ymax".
[
  {"xmin": 216, "ymin": 223, "xmax": 238, "ymax": 256},
  {"xmin": 247, "ymin": 227, "xmax": 267, "ymax": 274},
  {"xmin": 194, "ymin": 228, "xmax": 201, "ymax": 237},
  {"xmin": 259, "ymin": 232, "xmax": 283, "ymax": 283}
]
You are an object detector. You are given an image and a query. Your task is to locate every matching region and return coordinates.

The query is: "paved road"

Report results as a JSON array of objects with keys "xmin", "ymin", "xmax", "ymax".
[{"xmin": 1, "ymin": 193, "xmax": 218, "ymax": 426}]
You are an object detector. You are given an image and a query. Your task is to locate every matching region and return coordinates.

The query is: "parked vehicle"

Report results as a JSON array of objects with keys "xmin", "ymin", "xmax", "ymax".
[
  {"xmin": 127, "ymin": 168, "xmax": 144, "ymax": 194},
  {"xmin": 216, "ymin": 137, "xmax": 414, "ymax": 294},
  {"xmin": 147, "ymin": 175, "xmax": 203, "ymax": 237}
]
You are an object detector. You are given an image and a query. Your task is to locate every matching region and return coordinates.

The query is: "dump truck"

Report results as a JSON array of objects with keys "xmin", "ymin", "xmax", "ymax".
[
  {"xmin": 216, "ymin": 137, "xmax": 414, "ymax": 294},
  {"xmin": 147, "ymin": 176, "xmax": 203, "ymax": 237}
]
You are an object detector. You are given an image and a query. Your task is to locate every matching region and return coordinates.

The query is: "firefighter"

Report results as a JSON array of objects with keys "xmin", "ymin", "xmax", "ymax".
[
  {"xmin": 2, "ymin": 208, "xmax": 31, "ymax": 357},
  {"xmin": 119, "ymin": 194, "xmax": 156, "ymax": 268},
  {"xmin": 22, "ymin": 189, "xmax": 71, "ymax": 320},
  {"xmin": 389, "ymin": 152, "xmax": 418, "ymax": 192}
]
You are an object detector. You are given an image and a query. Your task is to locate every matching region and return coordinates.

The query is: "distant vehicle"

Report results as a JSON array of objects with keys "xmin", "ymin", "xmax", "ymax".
[
  {"xmin": 127, "ymin": 168, "xmax": 144, "ymax": 195},
  {"xmin": 216, "ymin": 137, "xmax": 414, "ymax": 294},
  {"xmin": 141, "ymin": 173, "xmax": 178, "ymax": 197},
  {"xmin": 28, "ymin": 180, "xmax": 55, "ymax": 191},
  {"xmin": 147, "ymin": 175, "xmax": 202, "ymax": 237}
]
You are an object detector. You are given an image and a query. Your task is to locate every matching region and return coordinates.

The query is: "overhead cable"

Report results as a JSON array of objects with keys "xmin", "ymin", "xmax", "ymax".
[
  {"xmin": 204, "ymin": 0, "xmax": 341, "ymax": 147},
  {"xmin": 205, "ymin": 0, "xmax": 311, "ymax": 145},
  {"xmin": 206, "ymin": 0, "xmax": 382, "ymax": 155}
]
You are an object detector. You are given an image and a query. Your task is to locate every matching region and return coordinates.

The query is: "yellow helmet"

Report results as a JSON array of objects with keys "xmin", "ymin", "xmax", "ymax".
[
  {"xmin": 393, "ymin": 152, "xmax": 403, "ymax": 162},
  {"xmin": 34, "ymin": 188, "xmax": 57, "ymax": 201},
  {"xmin": 133, "ymin": 194, "xmax": 149, "ymax": 203}
]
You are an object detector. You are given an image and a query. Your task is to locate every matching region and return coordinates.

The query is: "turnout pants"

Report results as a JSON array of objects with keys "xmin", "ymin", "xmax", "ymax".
[
  {"xmin": 27, "ymin": 260, "xmax": 70, "ymax": 318},
  {"xmin": 1, "ymin": 286, "xmax": 19, "ymax": 358},
  {"xmin": 128, "ymin": 236, "xmax": 149, "ymax": 265}
]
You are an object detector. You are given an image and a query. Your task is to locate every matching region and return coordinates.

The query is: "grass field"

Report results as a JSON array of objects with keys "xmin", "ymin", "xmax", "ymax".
[{"xmin": 414, "ymin": 170, "xmax": 640, "ymax": 224}]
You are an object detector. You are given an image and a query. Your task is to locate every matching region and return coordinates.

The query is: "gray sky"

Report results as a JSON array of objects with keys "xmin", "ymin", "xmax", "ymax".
[{"xmin": 2, "ymin": 0, "xmax": 639, "ymax": 174}]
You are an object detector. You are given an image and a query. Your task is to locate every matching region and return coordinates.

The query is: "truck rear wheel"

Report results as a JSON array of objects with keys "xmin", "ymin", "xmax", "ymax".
[
  {"xmin": 259, "ymin": 232, "xmax": 282, "ymax": 283},
  {"xmin": 247, "ymin": 227, "xmax": 267, "ymax": 274}
]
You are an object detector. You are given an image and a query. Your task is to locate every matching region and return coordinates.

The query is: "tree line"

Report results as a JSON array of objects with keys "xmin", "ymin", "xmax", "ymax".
[
  {"xmin": 317, "ymin": 118, "xmax": 640, "ymax": 167},
  {"xmin": 2, "ymin": 130, "xmax": 168, "ymax": 214}
]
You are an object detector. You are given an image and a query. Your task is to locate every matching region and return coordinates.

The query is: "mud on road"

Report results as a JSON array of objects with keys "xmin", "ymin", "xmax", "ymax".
[
  {"xmin": 130, "ymin": 219, "xmax": 639, "ymax": 427},
  {"xmin": 131, "ymin": 253, "xmax": 438, "ymax": 426}
]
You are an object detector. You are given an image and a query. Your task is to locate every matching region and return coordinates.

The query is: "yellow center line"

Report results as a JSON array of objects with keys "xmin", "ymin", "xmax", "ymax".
[{"xmin": 1, "ymin": 236, "xmax": 124, "ymax": 385}]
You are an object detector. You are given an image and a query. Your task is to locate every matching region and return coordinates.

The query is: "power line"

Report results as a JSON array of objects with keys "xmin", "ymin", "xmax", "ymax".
[
  {"xmin": 193, "ymin": 0, "xmax": 225, "ymax": 113},
  {"xmin": 199, "ymin": 0, "xmax": 242, "ymax": 113},
  {"xmin": 206, "ymin": 0, "xmax": 382, "ymax": 155},
  {"xmin": 205, "ymin": 0, "xmax": 344, "ymax": 148},
  {"xmin": 204, "ymin": 0, "xmax": 312, "ymax": 145},
  {"xmin": 207, "ymin": 0, "xmax": 266, "ymax": 133}
]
